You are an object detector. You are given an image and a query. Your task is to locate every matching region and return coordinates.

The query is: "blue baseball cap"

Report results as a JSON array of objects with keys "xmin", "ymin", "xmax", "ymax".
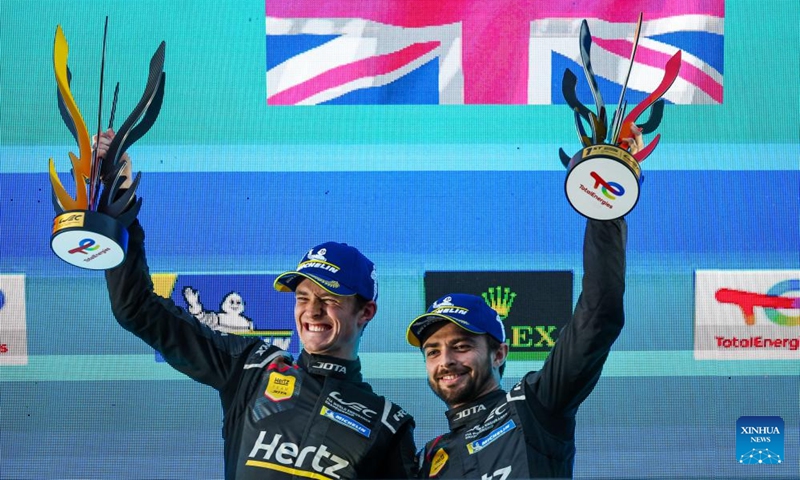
[
  {"xmin": 406, "ymin": 293, "xmax": 506, "ymax": 347},
  {"xmin": 274, "ymin": 242, "xmax": 378, "ymax": 301}
]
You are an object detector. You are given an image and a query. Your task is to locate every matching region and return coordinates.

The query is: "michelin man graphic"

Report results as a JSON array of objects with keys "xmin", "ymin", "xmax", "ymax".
[
  {"xmin": 307, "ymin": 247, "xmax": 327, "ymax": 261},
  {"xmin": 182, "ymin": 287, "xmax": 254, "ymax": 333}
]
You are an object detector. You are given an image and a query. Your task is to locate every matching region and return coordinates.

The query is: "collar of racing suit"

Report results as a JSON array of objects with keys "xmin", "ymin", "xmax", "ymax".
[
  {"xmin": 297, "ymin": 349, "xmax": 364, "ymax": 382},
  {"xmin": 444, "ymin": 389, "xmax": 507, "ymax": 430}
]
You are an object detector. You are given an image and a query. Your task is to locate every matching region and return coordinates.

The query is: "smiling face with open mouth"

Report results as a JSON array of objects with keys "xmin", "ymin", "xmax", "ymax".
[
  {"xmin": 421, "ymin": 322, "xmax": 507, "ymax": 409},
  {"xmin": 293, "ymin": 279, "xmax": 375, "ymax": 360}
]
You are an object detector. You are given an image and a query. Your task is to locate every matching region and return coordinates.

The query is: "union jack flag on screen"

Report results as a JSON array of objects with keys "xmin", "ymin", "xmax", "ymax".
[{"xmin": 266, "ymin": 1, "xmax": 724, "ymax": 105}]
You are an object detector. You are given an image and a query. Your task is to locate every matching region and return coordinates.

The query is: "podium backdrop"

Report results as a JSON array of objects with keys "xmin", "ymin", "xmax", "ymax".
[{"xmin": 2, "ymin": 1, "xmax": 798, "ymax": 478}]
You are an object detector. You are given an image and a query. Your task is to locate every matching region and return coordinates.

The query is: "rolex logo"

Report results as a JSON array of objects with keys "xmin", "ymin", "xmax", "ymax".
[{"xmin": 482, "ymin": 286, "xmax": 517, "ymax": 319}]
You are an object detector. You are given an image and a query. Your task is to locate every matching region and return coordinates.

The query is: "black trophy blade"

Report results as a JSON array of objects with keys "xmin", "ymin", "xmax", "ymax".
[
  {"xmin": 97, "ymin": 161, "xmax": 126, "ymax": 205},
  {"xmin": 593, "ymin": 106, "xmax": 607, "ymax": 143},
  {"xmin": 97, "ymin": 155, "xmax": 140, "ymax": 212},
  {"xmin": 609, "ymin": 13, "xmax": 643, "ymax": 145},
  {"xmin": 611, "ymin": 100, "xmax": 627, "ymax": 145},
  {"xmin": 115, "ymin": 197, "xmax": 143, "ymax": 228},
  {"xmin": 118, "ymin": 72, "xmax": 165, "ymax": 154},
  {"xmin": 99, "ymin": 167, "xmax": 141, "ymax": 217},
  {"xmin": 558, "ymin": 148, "xmax": 573, "ymax": 169},
  {"xmin": 562, "ymin": 68, "xmax": 592, "ymax": 121},
  {"xmin": 98, "ymin": 162, "xmax": 143, "ymax": 226},
  {"xmin": 89, "ymin": 16, "xmax": 110, "ymax": 211},
  {"xmin": 573, "ymin": 109, "xmax": 592, "ymax": 147},
  {"xmin": 563, "ymin": 69, "xmax": 600, "ymax": 144},
  {"xmin": 579, "ymin": 20, "xmax": 607, "ymax": 142},
  {"xmin": 97, "ymin": 162, "xmax": 121, "ymax": 208},
  {"xmin": 609, "ymin": 108, "xmax": 619, "ymax": 141},
  {"xmin": 588, "ymin": 111, "xmax": 600, "ymax": 145},
  {"xmin": 109, "ymin": 174, "xmax": 141, "ymax": 217},
  {"xmin": 103, "ymin": 40, "xmax": 165, "ymax": 177},
  {"xmin": 637, "ymin": 99, "xmax": 664, "ymax": 134},
  {"xmin": 108, "ymin": 82, "xmax": 119, "ymax": 130}
]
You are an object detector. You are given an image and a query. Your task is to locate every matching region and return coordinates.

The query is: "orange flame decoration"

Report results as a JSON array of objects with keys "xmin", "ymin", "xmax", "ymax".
[{"xmin": 49, "ymin": 25, "xmax": 92, "ymax": 211}]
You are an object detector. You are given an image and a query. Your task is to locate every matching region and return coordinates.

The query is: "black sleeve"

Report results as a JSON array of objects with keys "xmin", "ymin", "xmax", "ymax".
[
  {"xmin": 528, "ymin": 218, "xmax": 627, "ymax": 416},
  {"xmin": 380, "ymin": 421, "xmax": 419, "ymax": 479},
  {"xmin": 104, "ymin": 219, "xmax": 274, "ymax": 391}
]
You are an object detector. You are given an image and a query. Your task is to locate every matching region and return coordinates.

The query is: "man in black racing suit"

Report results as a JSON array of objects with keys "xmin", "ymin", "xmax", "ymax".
[
  {"xmin": 407, "ymin": 218, "xmax": 626, "ymax": 479},
  {"xmin": 99, "ymin": 130, "xmax": 416, "ymax": 479}
]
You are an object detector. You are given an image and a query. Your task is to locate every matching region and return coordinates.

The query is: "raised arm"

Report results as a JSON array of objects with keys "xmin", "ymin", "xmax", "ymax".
[
  {"xmin": 105, "ymin": 219, "xmax": 267, "ymax": 390},
  {"xmin": 530, "ymin": 217, "xmax": 627, "ymax": 415},
  {"xmin": 97, "ymin": 130, "xmax": 276, "ymax": 392}
]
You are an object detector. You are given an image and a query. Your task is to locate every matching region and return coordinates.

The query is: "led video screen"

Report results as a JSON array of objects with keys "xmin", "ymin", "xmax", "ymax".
[{"xmin": 2, "ymin": 1, "xmax": 798, "ymax": 478}]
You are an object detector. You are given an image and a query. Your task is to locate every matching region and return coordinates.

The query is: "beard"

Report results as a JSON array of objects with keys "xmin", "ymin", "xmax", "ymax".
[{"xmin": 428, "ymin": 354, "xmax": 496, "ymax": 407}]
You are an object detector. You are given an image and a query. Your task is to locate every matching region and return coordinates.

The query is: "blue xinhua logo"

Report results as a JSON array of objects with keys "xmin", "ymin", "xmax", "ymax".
[{"xmin": 736, "ymin": 416, "xmax": 784, "ymax": 465}]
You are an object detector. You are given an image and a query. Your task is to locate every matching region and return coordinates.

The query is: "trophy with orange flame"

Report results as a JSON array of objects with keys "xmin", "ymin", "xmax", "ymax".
[
  {"xmin": 559, "ymin": 13, "xmax": 682, "ymax": 220},
  {"xmin": 49, "ymin": 20, "xmax": 164, "ymax": 269}
]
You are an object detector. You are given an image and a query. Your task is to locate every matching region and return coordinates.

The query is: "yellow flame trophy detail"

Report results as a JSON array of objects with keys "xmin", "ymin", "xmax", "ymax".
[{"xmin": 49, "ymin": 23, "xmax": 165, "ymax": 269}]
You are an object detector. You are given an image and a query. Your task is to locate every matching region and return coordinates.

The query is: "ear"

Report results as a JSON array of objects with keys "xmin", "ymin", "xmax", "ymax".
[
  {"xmin": 358, "ymin": 300, "xmax": 377, "ymax": 328},
  {"xmin": 492, "ymin": 341, "xmax": 509, "ymax": 368}
]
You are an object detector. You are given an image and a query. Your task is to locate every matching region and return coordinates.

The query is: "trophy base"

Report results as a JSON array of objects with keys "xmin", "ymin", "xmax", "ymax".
[
  {"xmin": 51, "ymin": 210, "xmax": 128, "ymax": 270},
  {"xmin": 564, "ymin": 145, "xmax": 642, "ymax": 220}
]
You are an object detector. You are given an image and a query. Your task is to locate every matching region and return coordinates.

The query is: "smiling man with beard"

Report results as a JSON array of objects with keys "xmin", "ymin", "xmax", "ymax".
[
  {"xmin": 404, "ymin": 129, "xmax": 643, "ymax": 480},
  {"xmin": 406, "ymin": 216, "xmax": 627, "ymax": 480}
]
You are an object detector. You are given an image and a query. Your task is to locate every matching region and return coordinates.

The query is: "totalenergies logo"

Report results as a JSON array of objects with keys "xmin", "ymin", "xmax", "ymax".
[
  {"xmin": 715, "ymin": 279, "xmax": 800, "ymax": 326},
  {"xmin": 68, "ymin": 238, "xmax": 101, "ymax": 255},
  {"xmin": 590, "ymin": 171, "xmax": 625, "ymax": 200}
]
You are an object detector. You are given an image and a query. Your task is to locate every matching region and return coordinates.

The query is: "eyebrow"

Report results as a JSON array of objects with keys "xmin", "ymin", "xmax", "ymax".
[
  {"xmin": 422, "ymin": 335, "xmax": 476, "ymax": 350},
  {"xmin": 295, "ymin": 289, "xmax": 338, "ymax": 302}
]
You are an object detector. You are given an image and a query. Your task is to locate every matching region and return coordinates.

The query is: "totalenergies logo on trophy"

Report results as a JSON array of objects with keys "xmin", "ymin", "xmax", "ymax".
[
  {"xmin": 68, "ymin": 238, "xmax": 101, "ymax": 255},
  {"xmin": 68, "ymin": 237, "xmax": 114, "ymax": 264},
  {"xmin": 560, "ymin": 13, "xmax": 682, "ymax": 221},
  {"xmin": 578, "ymin": 171, "xmax": 627, "ymax": 211},
  {"xmin": 589, "ymin": 172, "xmax": 625, "ymax": 200},
  {"xmin": 48, "ymin": 19, "xmax": 165, "ymax": 270}
]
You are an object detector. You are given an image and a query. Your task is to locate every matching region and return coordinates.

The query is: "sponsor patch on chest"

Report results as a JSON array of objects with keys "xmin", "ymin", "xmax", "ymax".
[
  {"xmin": 466, "ymin": 419, "xmax": 516, "ymax": 455},
  {"xmin": 429, "ymin": 448, "xmax": 448, "ymax": 477},
  {"xmin": 264, "ymin": 371, "xmax": 296, "ymax": 401},
  {"xmin": 464, "ymin": 403, "xmax": 510, "ymax": 440},
  {"xmin": 324, "ymin": 391, "xmax": 377, "ymax": 423},
  {"xmin": 320, "ymin": 406, "xmax": 372, "ymax": 437}
]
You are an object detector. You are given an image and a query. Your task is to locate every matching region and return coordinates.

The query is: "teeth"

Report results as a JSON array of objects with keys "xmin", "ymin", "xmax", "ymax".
[{"xmin": 307, "ymin": 324, "xmax": 328, "ymax": 332}]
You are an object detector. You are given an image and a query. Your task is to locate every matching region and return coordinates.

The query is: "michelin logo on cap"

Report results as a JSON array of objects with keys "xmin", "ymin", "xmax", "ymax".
[
  {"xmin": 297, "ymin": 248, "xmax": 341, "ymax": 274},
  {"xmin": 431, "ymin": 296, "xmax": 469, "ymax": 316},
  {"xmin": 274, "ymin": 242, "xmax": 378, "ymax": 301}
]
